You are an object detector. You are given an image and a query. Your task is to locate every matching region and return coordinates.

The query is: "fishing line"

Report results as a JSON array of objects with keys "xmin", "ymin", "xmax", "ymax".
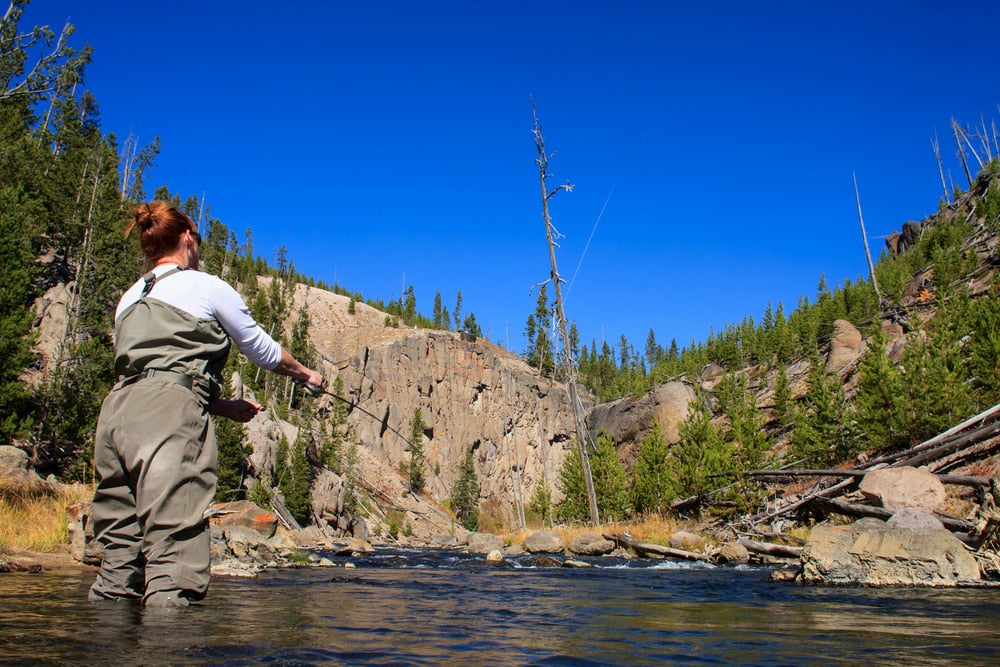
[
  {"xmin": 295, "ymin": 380, "xmax": 417, "ymax": 450},
  {"xmin": 566, "ymin": 184, "xmax": 615, "ymax": 300}
]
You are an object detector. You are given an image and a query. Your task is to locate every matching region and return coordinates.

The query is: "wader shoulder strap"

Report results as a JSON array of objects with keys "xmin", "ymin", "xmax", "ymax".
[{"xmin": 141, "ymin": 265, "xmax": 188, "ymax": 298}]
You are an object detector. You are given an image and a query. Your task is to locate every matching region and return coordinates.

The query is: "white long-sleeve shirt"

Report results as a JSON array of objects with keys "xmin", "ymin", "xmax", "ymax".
[{"xmin": 115, "ymin": 265, "xmax": 283, "ymax": 370}]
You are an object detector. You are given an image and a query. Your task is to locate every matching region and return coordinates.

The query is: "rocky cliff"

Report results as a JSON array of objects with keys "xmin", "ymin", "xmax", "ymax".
[{"xmin": 261, "ymin": 282, "xmax": 581, "ymax": 532}]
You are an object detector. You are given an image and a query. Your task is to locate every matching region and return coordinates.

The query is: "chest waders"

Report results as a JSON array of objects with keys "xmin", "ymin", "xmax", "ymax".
[{"xmin": 89, "ymin": 267, "xmax": 231, "ymax": 607}]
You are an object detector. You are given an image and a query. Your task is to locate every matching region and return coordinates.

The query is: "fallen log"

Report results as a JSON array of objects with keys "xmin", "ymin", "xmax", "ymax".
[
  {"xmin": 807, "ymin": 496, "xmax": 974, "ymax": 533},
  {"xmin": 737, "ymin": 537, "xmax": 802, "ymax": 559},
  {"xmin": 751, "ymin": 477, "xmax": 857, "ymax": 526},
  {"xmin": 605, "ymin": 533, "xmax": 710, "ymax": 562},
  {"xmin": 743, "ymin": 468, "xmax": 990, "ymax": 488}
]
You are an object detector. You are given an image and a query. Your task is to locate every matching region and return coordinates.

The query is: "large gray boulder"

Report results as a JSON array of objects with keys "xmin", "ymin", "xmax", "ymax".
[
  {"xmin": 568, "ymin": 531, "xmax": 615, "ymax": 556},
  {"xmin": 0, "ymin": 445, "xmax": 44, "ymax": 487},
  {"xmin": 467, "ymin": 532, "xmax": 504, "ymax": 554},
  {"xmin": 800, "ymin": 519, "xmax": 980, "ymax": 586},
  {"xmin": 524, "ymin": 530, "xmax": 565, "ymax": 554},
  {"xmin": 859, "ymin": 466, "xmax": 946, "ymax": 513}
]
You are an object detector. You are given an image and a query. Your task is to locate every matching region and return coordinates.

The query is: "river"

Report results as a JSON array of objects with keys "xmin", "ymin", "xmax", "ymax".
[{"xmin": 1, "ymin": 548, "xmax": 998, "ymax": 665}]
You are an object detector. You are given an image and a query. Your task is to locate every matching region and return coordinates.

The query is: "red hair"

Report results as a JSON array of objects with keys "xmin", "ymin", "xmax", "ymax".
[{"xmin": 124, "ymin": 201, "xmax": 196, "ymax": 264}]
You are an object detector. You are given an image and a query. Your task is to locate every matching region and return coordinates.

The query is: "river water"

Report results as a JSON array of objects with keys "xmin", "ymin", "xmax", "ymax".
[{"xmin": 1, "ymin": 548, "xmax": 998, "ymax": 665}]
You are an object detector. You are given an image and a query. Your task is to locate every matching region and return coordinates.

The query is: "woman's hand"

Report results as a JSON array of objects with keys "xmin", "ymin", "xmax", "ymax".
[{"xmin": 209, "ymin": 398, "xmax": 265, "ymax": 423}]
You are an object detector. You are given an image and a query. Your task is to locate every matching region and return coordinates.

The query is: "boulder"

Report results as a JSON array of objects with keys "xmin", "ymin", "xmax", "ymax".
[
  {"xmin": 859, "ymin": 467, "xmax": 946, "ymax": 513},
  {"xmin": 467, "ymin": 532, "xmax": 504, "ymax": 554},
  {"xmin": 427, "ymin": 533, "xmax": 462, "ymax": 548},
  {"xmin": 568, "ymin": 531, "xmax": 616, "ymax": 556},
  {"xmin": 887, "ymin": 509, "xmax": 945, "ymax": 531},
  {"xmin": 208, "ymin": 500, "xmax": 279, "ymax": 539},
  {"xmin": 800, "ymin": 520, "xmax": 980, "ymax": 586},
  {"xmin": 669, "ymin": 530, "xmax": 705, "ymax": 551},
  {"xmin": 485, "ymin": 550, "xmax": 505, "ymax": 564},
  {"xmin": 526, "ymin": 555, "xmax": 562, "ymax": 567},
  {"xmin": 826, "ymin": 319, "xmax": 864, "ymax": 373},
  {"xmin": 0, "ymin": 445, "xmax": 44, "ymax": 487},
  {"xmin": 524, "ymin": 530, "xmax": 565, "ymax": 554},
  {"xmin": 715, "ymin": 541, "xmax": 750, "ymax": 565}
]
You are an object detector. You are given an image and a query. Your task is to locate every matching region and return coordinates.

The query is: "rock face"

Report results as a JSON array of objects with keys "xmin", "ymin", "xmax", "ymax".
[
  {"xmin": 859, "ymin": 467, "xmax": 947, "ymax": 513},
  {"xmin": 800, "ymin": 519, "xmax": 980, "ymax": 586},
  {"xmin": 585, "ymin": 381, "xmax": 696, "ymax": 463},
  {"xmin": 284, "ymin": 281, "xmax": 579, "ymax": 529},
  {"xmin": 826, "ymin": 319, "xmax": 864, "ymax": 374}
]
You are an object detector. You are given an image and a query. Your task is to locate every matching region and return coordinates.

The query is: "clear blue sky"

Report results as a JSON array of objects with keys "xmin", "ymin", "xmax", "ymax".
[{"xmin": 26, "ymin": 1, "xmax": 1000, "ymax": 359}]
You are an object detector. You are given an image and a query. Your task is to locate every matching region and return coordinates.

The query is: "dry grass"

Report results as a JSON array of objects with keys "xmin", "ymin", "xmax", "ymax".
[
  {"xmin": 0, "ymin": 480, "xmax": 91, "ymax": 554},
  {"xmin": 504, "ymin": 514, "xmax": 693, "ymax": 549}
]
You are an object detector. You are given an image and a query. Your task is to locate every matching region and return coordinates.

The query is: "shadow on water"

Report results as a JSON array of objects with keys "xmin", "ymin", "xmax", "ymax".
[{"xmin": 1, "ymin": 548, "xmax": 998, "ymax": 665}]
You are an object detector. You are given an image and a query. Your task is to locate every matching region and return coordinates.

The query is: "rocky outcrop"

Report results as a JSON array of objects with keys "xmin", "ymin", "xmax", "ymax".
[
  {"xmin": 279, "ymin": 281, "xmax": 579, "ymax": 530},
  {"xmin": 799, "ymin": 519, "xmax": 980, "ymax": 586},
  {"xmin": 826, "ymin": 319, "xmax": 864, "ymax": 374},
  {"xmin": 585, "ymin": 381, "xmax": 696, "ymax": 463}
]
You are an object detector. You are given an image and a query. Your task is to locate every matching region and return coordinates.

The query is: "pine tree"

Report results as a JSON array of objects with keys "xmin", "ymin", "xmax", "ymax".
[
  {"xmin": 0, "ymin": 186, "xmax": 41, "ymax": 444},
  {"xmin": 554, "ymin": 443, "xmax": 588, "ymax": 522},
  {"xmin": 284, "ymin": 434, "xmax": 313, "ymax": 524},
  {"xmin": 527, "ymin": 472, "xmax": 553, "ymax": 527},
  {"xmin": 790, "ymin": 352, "xmax": 854, "ymax": 466},
  {"xmin": 772, "ymin": 367, "xmax": 792, "ymax": 429},
  {"xmin": 407, "ymin": 408, "xmax": 426, "ymax": 492},
  {"xmin": 630, "ymin": 422, "xmax": 674, "ymax": 516},
  {"xmin": 215, "ymin": 416, "xmax": 247, "ymax": 502},
  {"xmin": 854, "ymin": 326, "xmax": 907, "ymax": 452},
  {"xmin": 450, "ymin": 451, "xmax": 480, "ymax": 531},
  {"xmin": 669, "ymin": 395, "xmax": 731, "ymax": 500}
]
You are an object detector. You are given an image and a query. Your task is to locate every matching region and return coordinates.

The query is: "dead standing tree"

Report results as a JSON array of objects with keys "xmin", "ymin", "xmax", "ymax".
[{"xmin": 531, "ymin": 103, "xmax": 600, "ymax": 526}]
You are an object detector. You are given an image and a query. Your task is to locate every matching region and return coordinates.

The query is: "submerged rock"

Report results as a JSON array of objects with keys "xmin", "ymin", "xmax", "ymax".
[{"xmin": 799, "ymin": 519, "xmax": 980, "ymax": 586}]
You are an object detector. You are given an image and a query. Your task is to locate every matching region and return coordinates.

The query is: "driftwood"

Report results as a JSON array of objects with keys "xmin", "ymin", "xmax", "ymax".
[
  {"xmin": 744, "ymin": 468, "xmax": 990, "ymax": 488},
  {"xmin": 737, "ymin": 537, "xmax": 802, "ymax": 559},
  {"xmin": 807, "ymin": 496, "xmax": 974, "ymax": 533},
  {"xmin": 605, "ymin": 533, "xmax": 710, "ymax": 562}
]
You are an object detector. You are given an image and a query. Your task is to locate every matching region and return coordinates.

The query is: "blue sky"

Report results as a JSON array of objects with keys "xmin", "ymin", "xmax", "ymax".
[{"xmin": 26, "ymin": 1, "xmax": 1000, "ymax": 358}]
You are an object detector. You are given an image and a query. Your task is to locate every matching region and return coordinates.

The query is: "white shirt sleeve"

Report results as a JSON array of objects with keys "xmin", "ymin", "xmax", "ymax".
[
  {"xmin": 207, "ymin": 277, "xmax": 284, "ymax": 370},
  {"xmin": 115, "ymin": 267, "xmax": 284, "ymax": 370}
]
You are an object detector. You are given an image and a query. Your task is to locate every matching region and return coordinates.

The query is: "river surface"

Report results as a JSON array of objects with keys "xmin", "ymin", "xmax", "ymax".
[{"xmin": 1, "ymin": 548, "xmax": 998, "ymax": 665}]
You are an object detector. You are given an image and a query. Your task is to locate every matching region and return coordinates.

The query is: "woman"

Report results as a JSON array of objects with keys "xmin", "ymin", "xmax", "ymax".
[{"xmin": 89, "ymin": 201, "xmax": 323, "ymax": 607}]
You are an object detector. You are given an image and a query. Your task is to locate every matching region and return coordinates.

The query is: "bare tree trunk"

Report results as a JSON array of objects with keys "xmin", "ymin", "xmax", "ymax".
[
  {"xmin": 932, "ymin": 132, "xmax": 950, "ymax": 204},
  {"xmin": 504, "ymin": 325, "xmax": 527, "ymax": 529},
  {"xmin": 532, "ymin": 102, "xmax": 600, "ymax": 526},
  {"xmin": 953, "ymin": 118, "xmax": 973, "ymax": 187},
  {"xmin": 853, "ymin": 172, "xmax": 880, "ymax": 301}
]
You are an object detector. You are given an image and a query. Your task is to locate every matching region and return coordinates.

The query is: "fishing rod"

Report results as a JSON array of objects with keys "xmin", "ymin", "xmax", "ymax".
[{"xmin": 295, "ymin": 380, "xmax": 417, "ymax": 450}]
